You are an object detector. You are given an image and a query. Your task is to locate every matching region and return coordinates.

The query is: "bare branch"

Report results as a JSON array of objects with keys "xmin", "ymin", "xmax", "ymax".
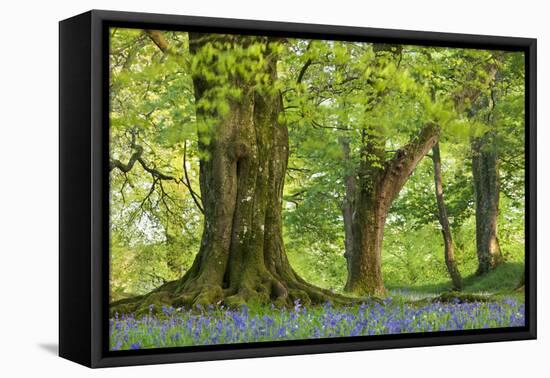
[
  {"xmin": 311, "ymin": 119, "xmax": 352, "ymax": 131},
  {"xmin": 297, "ymin": 58, "xmax": 313, "ymax": 84},
  {"xmin": 182, "ymin": 140, "xmax": 205, "ymax": 214},
  {"xmin": 111, "ymin": 132, "xmax": 206, "ymax": 214},
  {"xmin": 137, "ymin": 157, "xmax": 176, "ymax": 181},
  {"xmin": 110, "ymin": 145, "xmax": 143, "ymax": 173}
]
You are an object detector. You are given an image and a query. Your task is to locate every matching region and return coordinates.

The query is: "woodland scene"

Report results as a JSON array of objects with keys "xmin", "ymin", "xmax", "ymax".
[{"xmin": 108, "ymin": 28, "xmax": 526, "ymax": 350}]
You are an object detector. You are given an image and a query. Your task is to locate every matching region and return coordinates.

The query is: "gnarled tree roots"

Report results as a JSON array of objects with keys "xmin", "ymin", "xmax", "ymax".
[{"xmin": 110, "ymin": 272, "xmax": 356, "ymax": 316}]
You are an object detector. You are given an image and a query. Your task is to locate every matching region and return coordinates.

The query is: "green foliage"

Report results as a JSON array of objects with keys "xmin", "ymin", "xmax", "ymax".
[
  {"xmin": 110, "ymin": 234, "xmax": 191, "ymax": 299},
  {"xmin": 286, "ymin": 241, "xmax": 347, "ymax": 292},
  {"xmin": 109, "ymin": 28, "xmax": 203, "ymax": 297},
  {"xmin": 462, "ymin": 263, "xmax": 524, "ymax": 294},
  {"xmin": 383, "ymin": 216, "xmax": 524, "ymax": 296}
]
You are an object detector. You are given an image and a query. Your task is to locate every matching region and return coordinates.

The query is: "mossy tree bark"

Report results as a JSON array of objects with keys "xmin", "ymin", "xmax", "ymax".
[
  {"xmin": 345, "ymin": 123, "xmax": 440, "ymax": 296},
  {"xmin": 112, "ymin": 33, "xmax": 349, "ymax": 315},
  {"xmin": 432, "ymin": 142, "xmax": 462, "ymax": 290},
  {"xmin": 452, "ymin": 57, "xmax": 503, "ymax": 276},
  {"xmin": 472, "ymin": 130, "xmax": 503, "ymax": 274}
]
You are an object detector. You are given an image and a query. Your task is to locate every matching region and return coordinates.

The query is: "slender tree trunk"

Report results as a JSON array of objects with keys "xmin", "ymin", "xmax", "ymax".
[
  {"xmin": 472, "ymin": 130, "xmax": 503, "ymax": 274},
  {"xmin": 339, "ymin": 136, "xmax": 356, "ymax": 288},
  {"xmin": 346, "ymin": 123, "xmax": 441, "ymax": 296},
  {"xmin": 432, "ymin": 143, "xmax": 462, "ymax": 290}
]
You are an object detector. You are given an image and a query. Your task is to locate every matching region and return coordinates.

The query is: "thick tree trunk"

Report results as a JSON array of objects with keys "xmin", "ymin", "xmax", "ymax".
[
  {"xmin": 168, "ymin": 34, "xmax": 343, "ymax": 308},
  {"xmin": 112, "ymin": 34, "xmax": 349, "ymax": 314},
  {"xmin": 346, "ymin": 123, "xmax": 440, "ymax": 296},
  {"xmin": 472, "ymin": 131, "xmax": 503, "ymax": 274},
  {"xmin": 432, "ymin": 143, "xmax": 462, "ymax": 290},
  {"xmin": 347, "ymin": 182, "xmax": 387, "ymax": 296}
]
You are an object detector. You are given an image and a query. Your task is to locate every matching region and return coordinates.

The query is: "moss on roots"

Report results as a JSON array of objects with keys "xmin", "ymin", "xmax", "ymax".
[{"xmin": 110, "ymin": 272, "xmax": 361, "ymax": 317}]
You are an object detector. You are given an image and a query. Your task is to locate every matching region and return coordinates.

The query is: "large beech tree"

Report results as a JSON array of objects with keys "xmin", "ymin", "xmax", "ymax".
[{"xmin": 112, "ymin": 32, "xmax": 348, "ymax": 314}]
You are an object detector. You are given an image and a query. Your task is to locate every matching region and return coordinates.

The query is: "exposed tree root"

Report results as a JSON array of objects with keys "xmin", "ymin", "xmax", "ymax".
[
  {"xmin": 432, "ymin": 291, "xmax": 491, "ymax": 303},
  {"xmin": 110, "ymin": 269, "xmax": 363, "ymax": 317}
]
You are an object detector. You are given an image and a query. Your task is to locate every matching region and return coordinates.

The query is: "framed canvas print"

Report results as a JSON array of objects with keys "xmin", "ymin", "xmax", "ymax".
[{"xmin": 59, "ymin": 10, "xmax": 536, "ymax": 368}]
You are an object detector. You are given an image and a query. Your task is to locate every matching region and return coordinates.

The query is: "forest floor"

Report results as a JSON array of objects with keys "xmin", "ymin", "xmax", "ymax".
[
  {"xmin": 387, "ymin": 262, "xmax": 525, "ymax": 301},
  {"xmin": 110, "ymin": 263, "xmax": 525, "ymax": 351}
]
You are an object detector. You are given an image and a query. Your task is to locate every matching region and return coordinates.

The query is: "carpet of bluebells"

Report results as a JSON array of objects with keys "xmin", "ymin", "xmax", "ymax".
[{"xmin": 110, "ymin": 298, "xmax": 525, "ymax": 350}]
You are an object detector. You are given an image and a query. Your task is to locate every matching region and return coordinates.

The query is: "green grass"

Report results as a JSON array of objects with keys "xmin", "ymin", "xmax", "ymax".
[
  {"xmin": 386, "ymin": 262, "xmax": 525, "ymax": 305},
  {"xmin": 461, "ymin": 262, "xmax": 524, "ymax": 293}
]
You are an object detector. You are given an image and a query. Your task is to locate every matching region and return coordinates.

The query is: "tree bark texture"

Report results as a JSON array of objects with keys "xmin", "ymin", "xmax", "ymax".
[
  {"xmin": 346, "ymin": 123, "xmax": 441, "ymax": 296},
  {"xmin": 472, "ymin": 131, "xmax": 503, "ymax": 274}
]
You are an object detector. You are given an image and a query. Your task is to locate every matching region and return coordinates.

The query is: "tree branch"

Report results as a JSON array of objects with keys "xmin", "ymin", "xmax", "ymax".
[
  {"xmin": 110, "ymin": 145, "xmax": 144, "ymax": 173},
  {"xmin": 296, "ymin": 41, "xmax": 314, "ymax": 84},
  {"xmin": 182, "ymin": 140, "xmax": 204, "ymax": 214},
  {"xmin": 382, "ymin": 122, "xmax": 441, "ymax": 200},
  {"xmin": 311, "ymin": 119, "xmax": 352, "ymax": 131},
  {"xmin": 136, "ymin": 156, "xmax": 176, "ymax": 181},
  {"xmin": 110, "ymin": 140, "xmax": 205, "ymax": 214},
  {"xmin": 144, "ymin": 30, "xmax": 170, "ymax": 53},
  {"xmin": 297, "ymin": 59, "xmax": 313, "ymax": 84}
]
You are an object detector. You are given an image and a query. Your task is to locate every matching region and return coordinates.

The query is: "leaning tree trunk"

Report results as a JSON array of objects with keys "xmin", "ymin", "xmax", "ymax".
[
  {"xmin": 432, "ymin": 142, "xmax": 462, "ymax": 290},
  {"xmin": 472, "ymin": 130, "xmax": 503, "ymax": 274},
  {"xmin": 112, "ymin": 34, "xmax": 348, "ymax": 315},
  {"xmin": 346, "ymin": 123, "xmax": 441, "ymax": 296}
]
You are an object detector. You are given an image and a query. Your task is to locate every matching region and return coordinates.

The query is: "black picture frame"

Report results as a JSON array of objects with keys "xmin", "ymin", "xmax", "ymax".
[{"xmin": 59, "ymin": 9, "xmax": 537, "ymax": 368}]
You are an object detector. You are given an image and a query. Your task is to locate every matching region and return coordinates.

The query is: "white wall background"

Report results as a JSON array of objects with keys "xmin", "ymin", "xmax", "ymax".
[{"xmin": 1, "ymin": 0, "xmax": 546, "ymax": 376}]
